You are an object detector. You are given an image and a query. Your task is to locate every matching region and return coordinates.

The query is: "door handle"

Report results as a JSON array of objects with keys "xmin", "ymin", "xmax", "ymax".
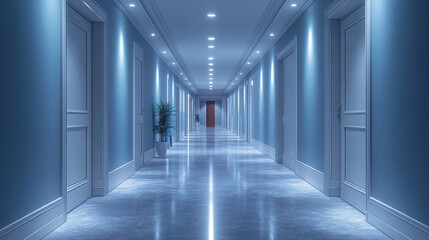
[
  {"xmin": 337, "ymin": 103, "xmax": 342, "ymax": 113},
  {"xmin": 337, "ymin": 103, "xmax": 342, "ymax": 119}
]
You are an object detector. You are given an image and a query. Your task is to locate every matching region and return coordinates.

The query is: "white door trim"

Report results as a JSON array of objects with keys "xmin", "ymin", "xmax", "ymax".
[
  {"xmin": 133, "ymin": 42, "xmax": 144, "ymax": 170},
  {"xmin": 323, "ymin": 0, "xmax": 365, "ymax": 197},
  {"xmin": 275, "ymin": 36, "xmax": 298, "ymax": 165},
  {"xmin": 63, "ymin": 0, "xmax": 109, "ymax": 202}
]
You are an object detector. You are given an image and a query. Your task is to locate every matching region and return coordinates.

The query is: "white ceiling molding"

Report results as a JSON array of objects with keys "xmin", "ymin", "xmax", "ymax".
[
  {"xmin": 68, "ymin": 0, "xmax": 107, "ymax": 22},
  {"xmin": 225, "ymin": 0, "xmax": 287, "ymax": 92},
  {"xmin": 225, "ymin": 0, "xmax": 314, "ymax": 94},
  {"xmin": 138, "ymin": 0, "xmax": 198, "ymax": 92},
  {"xmin": 197, "ymin": 89, "xmax": 226, "ymax": 96},
  {"xmin": 113, "ymin": 0, "xmax": 197, "ymax": 93}
]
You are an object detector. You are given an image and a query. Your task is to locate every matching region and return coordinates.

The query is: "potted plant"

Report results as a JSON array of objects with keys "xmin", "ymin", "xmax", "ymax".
[
  {"xmin": 195, "ymin": 113, "xmax": 200, "ymax": 127},
  {"xmin": 153, "ymin": 101, "xmax": 175, "ymax": 157}
]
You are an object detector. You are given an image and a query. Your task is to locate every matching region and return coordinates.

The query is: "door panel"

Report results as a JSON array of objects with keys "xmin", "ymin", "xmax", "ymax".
[
  {"xmin": 206, "ymin": 101, "xmax": 215, "ymax": 127},
  {"xmin": 282, "ymin": 52, "xmax": 297, "ymax": 170},
  {"xmin": 134, "ymin": 50, "xmax": 144, "ymax": 169},
  {"xmin": 340, "ymin": 5, "xmax": 366, "ymax": 213},
  {"xmin": 67, "ymin": 127, "xmax": 88, "ymax": 185},
  {"xmin": 66, "ymin": 6, "xmax": 92, "ymax": 212}
]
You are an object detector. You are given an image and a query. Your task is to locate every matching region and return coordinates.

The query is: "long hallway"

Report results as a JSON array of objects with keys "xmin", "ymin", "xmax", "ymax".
[{"xmin": 46, "ymin": 128, "xmax": 387, "ymax": 240}]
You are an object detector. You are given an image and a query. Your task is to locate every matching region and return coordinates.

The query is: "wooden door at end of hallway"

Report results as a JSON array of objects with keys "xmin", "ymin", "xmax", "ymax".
[{"xmin": 206, "ymin": 101, "xmax": 215, "ymax": 127}]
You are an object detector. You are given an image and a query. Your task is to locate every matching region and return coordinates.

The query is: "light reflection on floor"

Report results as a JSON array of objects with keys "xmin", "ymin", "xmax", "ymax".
[{"xmin": 45, "ymin": 127, "xmax": 388, "ymax": 240}]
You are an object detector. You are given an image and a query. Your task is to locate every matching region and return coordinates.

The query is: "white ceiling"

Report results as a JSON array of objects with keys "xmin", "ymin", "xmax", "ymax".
[
  {"xmin": 115, "ymin": 0, "xmax": 313, "ymax": 94},
  {"xmin": 154, "ymin": 0, "xmax": 270, "ymax": 91}
]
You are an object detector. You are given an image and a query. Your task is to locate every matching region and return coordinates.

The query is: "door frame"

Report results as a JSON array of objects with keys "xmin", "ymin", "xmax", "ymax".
[
  {"xmin": 275, "ymin": 36, "xmax": 298, "ymax": 165},
  {"xmin": 323, "ymin": 0, "xmax": 369, "ymax": 203},
  {"xmin": 62, "ymin": 0, "xmax": 109, "ymax": 215},
  {"xmin": 133, "ymin": 42, "xmax": 144, "ymax": 169}
]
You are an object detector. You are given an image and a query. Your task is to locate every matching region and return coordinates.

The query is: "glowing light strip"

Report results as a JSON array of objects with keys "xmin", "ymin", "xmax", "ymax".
[{"xmin": 209, "ymin": 165, "xmax": 214, "ymax": 240}]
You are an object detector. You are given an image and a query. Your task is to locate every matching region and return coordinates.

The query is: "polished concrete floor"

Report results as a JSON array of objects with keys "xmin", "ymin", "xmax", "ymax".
[{"xmin": 46, "ymin": 127, "xmax": 388, "ymax": 240}]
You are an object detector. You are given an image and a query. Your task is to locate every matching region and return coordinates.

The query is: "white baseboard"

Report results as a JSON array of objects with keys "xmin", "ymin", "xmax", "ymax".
[
  {"xmin": 327, "ymin": 187, "xmax": 340, "ymax": 196},
  {"xmin": 135, "ymin": 154, "xmax": 144, "ymax": 170},
  {"xmin": 282, "ymin": 154, "xmax": 295, "ymax": 171},
  {"xmin": 144, "ymin": 147, "xmax": 156, "ymax": 163},
  {"xmin": 92, "ymin": 186, "xmax": 106, "ymax": 196},
  {"xmin": 250, "ymin": 138, "xmax": 276, "ymax": 160},
  {"xmin": 295, "ymin": 160, "xmax": 324, "ymax": 192},
  {"xmin": 0, "ymin": 198, "xmax": 65, "ymax": 240},
  {"xmin": 108, "ymin": 160, "xmax": 135, "ymax": 192},
  {"xmin": 367, "ymin": 197, "xmax": 429, "ymax": 240}
]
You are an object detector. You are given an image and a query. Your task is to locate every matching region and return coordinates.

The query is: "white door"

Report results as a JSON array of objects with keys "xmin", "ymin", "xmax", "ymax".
[
  {"xmin": 282, "ymin": 52, "xmax": 297, "ymax": 170},
  {"xmin": 66, "ymin": 6, "xmax": 92, "ymax": 212},
  {"xmin": 175, "ymin": 86, "xmax": 180, "ymax": 141},
  {"xmin": 340, "ymin": 6, "xmax": 366, "ymax": 213},
  {"xmin": 134, "ymin": 44, "xmax": 144, "ymax": 170}
]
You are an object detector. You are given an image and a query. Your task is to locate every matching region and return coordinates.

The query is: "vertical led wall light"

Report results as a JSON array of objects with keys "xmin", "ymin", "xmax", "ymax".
[
  {"xmin": 187, "ymin": 94, "xmax": 190, "ymax": 135},
  {"xmin": 259, "ymin": 67, "xmax": 264, "ymax": 140},
  {"xmin": 167, "ymin": 74, "xmax": 169, "ymax": 103},
  {"xmin": 155, "ymin": 62, "xmax": 160, "ymax": 103}
]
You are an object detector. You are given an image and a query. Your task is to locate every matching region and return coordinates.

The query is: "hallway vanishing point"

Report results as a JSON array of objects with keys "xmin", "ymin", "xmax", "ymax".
[{"xmin": 46, "ymin": 128, "xmax": 388, "ymax": 240}]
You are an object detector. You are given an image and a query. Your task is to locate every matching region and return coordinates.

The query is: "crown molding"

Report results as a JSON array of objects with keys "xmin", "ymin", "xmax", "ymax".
[
  {"xmin": 225, "ymin": 0, "xmax": 314, "ymax": 94},
  {"xmin": 226, "ymin": 0, "xmax": 286, "ymax": 91},
  {"xmin": 113, "ymin": 0, "xmax": 197, "ymax": 94},
  {"xmin": 139, "ymin": 0, "xmax": 198, "ymax": 91}
]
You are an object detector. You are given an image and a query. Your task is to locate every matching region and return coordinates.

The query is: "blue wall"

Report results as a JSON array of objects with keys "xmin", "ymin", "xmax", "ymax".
[
  {"xmin": 0, "ymin": 0, "xmax": 62, "ymax": 229},
  {"xmin": 95, "ymin": 0, "xmax": 192, "ymax": 171},
  {"xmin": 215, "ymin": 101, "xmax": 222, "ymax": 126},
  {"xmin": 228, "ymin": 0, "xmax": 333, "ymax": 171},
  {"xmin": 371, "ymin": 0, "xmax": 429, "ymax": 226},
  {"xmin": 0, "ymin": 0, "xmax": 193, "ymax": 231},
  {"xmin": 200, "ymin": 101, "xmax": 207, "ymax": 125}
]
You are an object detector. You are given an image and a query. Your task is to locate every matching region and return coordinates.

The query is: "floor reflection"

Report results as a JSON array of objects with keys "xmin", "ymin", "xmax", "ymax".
[{"xmin": 46, "ymin": 127, "xmax": 388, "ymax": 240}]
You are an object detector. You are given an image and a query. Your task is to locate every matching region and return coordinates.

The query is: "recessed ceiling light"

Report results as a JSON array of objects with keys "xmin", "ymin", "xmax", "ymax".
[
  {"xmin": 270, "ymin": 33, "xmax": 275, "ymax": 37},
  {"xmin": 151, "ymin": 33, "xmax": 155, "ymax": 37},
  {"xmin": 251, "ymin": 80, "xmax": 254, "ymax": 86},
  {"xmin": 207, "ymin": 13, "xmax": 216, "ymax": 18},
  {"xmin": 209, "ymin": 85, "xmax": 213, "ymax": 88},
  {"xmin": 209, "ymin": 73, "xmax": 213, "ymax": 76},
  {"xmin": 210, "ymin": 88, "xmax": 213, "ymax": 90},
  {"xmin": 180, "ymin": 73, "xmax": 183, "ymax": 75},
  {"xmin": 162, "ymin": 51, "xmax": 167, "ymax": 54},
  {"xmin": 209, "ymin": 63, "xmax": 213, "ymax": 66},
  {"xmin": 209, "ymin": 69, "xmax": 214, "ymax": 71},
  {"xmin": 240, "ymin": 72, "xmax": 243, "ymax": 75},
  {"xmin": 209, "ymin": 81, "xmax": 213, "ymax": 84},
  {"xmin": 291, "ymin": 3, "xmax": 297, "ymax": 7},
  {"xmin": 208, "ymin": 45, "xmax": 215, "ymax": 49},
  {"xmin": 256, "ymin": 50, "xmax": 260, "ymax": 54},
  {"xmin": 208, "ymin": 57, "xmax": 214, "ymax": 60},
  {"xmin": 129, "ymin": 3, "xmax": 136, "ymax": 7},
  {"xmin": 235, "ymin": 77, "xmax": 238, "ymax": 80},
  {"xmin": 185, "ymin": 77, "xmax": 188, "ymax": 80},
  {"xmin": 209, "ymin": 78, "xmax": 213, "ymax": 80},
  {"xmin": 247, "ymin": 62, "xmax": 251, "ymax": 65},
  {"xmin": 172, "ymin": 62, "xmax": 176, "ymax": 65},
  {"xmin": 208, "ymin": 37, "xmax": 215, "ymax": 41},
  {"xmin": 187, "ymin": 83, "xmax": 191, "ymax": 85}
]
